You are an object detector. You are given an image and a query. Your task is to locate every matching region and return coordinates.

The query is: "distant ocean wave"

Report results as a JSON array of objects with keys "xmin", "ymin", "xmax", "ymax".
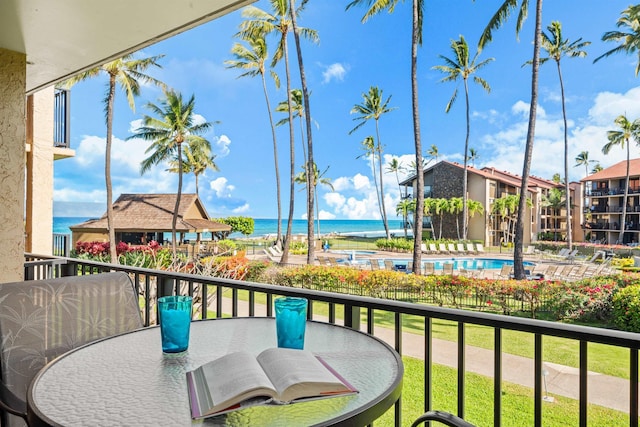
[{"xmin": 53, "ymin": 217, "xmax": 410, "ymax": 240}]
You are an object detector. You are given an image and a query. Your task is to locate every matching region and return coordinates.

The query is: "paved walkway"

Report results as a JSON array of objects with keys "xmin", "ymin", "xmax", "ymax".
[{"xmin": 219, "ymin": 294, "xmax": 633, "ymax": 414}]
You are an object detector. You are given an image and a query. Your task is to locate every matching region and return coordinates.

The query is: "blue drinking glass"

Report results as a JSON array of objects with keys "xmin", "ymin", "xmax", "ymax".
[
  {"xmin": 158, "ymin": 295, "xmax": 192, "ymax": 353},
  {"xmin": 275, "ymin": 297, "xmax": 308, "ymax": 349}
]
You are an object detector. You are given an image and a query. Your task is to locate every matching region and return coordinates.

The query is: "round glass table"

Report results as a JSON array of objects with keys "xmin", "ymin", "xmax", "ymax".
[{"xmin": 27, "ymin": 317, "xmax": 403, "ymax": 426}]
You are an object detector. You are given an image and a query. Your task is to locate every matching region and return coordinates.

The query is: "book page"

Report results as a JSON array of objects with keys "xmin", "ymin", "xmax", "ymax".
[
  {"xmin": 256, "ymin": 348, "xmax": 355, "ymax": 402},
  {"xmin": 192, "ymin": 351, "xmax": 277, "ymax": 416}
]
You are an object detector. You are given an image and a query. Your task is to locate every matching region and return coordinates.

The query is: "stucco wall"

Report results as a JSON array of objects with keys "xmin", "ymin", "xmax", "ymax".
[
  {"xmin": 0, "ymin": 48, "xmax": 27, "ymax": 282},
  {"xmin": 25, "ymin": 87, "xmax": 54, "ymax": 255}
]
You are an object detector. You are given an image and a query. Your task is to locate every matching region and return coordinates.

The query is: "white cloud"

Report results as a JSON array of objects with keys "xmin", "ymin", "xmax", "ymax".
[
  {"xmin": 232, "ymin": 203, "xmax": 250, "ymax": 213},
  {"xmin": 209, "ymin": 177, "xmax": 235, "ymax": 197},
  {"xmin": 54, "ymin": 187, "xmax": 105, "ymax": 203},
  {"xmin": 588, "ymin": 87, "xmax": 640, "ymax": 127},
  {"xmin": 352, "ymin": 173, "xmax": 371, "ymax": 191},
  {"xmin": 318, "ymin": 210, "xmax": 336, "ymax": 220},
  {"xmin": 332, "ymin": 177, "xmax": 352, "ymax": 191},
  {"xmin": 322, "ymin": 63, "xmax": 348, "ymax": 83},
  {"xmin": 213, "ymin": 134, "xmax": 231, "ymax": 157}
]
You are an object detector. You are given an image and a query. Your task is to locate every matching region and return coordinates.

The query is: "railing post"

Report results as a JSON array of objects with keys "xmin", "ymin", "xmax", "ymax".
[
  {"xmin": 159, "ymin": 276, "xmax": 175, "ymax": 297},
  {"xmin": 344, "ymin": 304, "xmax": 361, "ymax": 330}
]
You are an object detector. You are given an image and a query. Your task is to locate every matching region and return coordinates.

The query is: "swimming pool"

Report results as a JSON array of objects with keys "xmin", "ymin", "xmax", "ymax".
[{"xmin": 343, "ymin": 257, "xmax": 534, "ymax": 270}]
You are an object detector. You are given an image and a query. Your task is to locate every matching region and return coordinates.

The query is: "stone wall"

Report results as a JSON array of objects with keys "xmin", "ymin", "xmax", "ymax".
[{"xmin": 431, "ymin": 163, "xmax": 464, "ymax": 240}]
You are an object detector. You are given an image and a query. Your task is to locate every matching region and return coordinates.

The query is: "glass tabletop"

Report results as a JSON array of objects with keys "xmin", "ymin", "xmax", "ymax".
[{"xmin": 28, "ymin": 317, "xmax": 403, "ymax": 427}]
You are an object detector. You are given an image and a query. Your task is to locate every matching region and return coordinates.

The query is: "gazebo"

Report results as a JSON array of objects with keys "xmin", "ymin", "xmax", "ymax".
[{"xmin": 70, "ymin": 193, "xmax": 231, "ymax": 248}]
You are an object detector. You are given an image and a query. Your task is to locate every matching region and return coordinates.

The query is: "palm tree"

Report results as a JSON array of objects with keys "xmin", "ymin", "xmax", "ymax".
[
  {"xmin": 423, "ymin": 198, "xmax": 438, "ymax": 240},
  {"xmin": 594, "ymin": 5, "xmax": 640, "ymax": 76},
  {"xmin": 491, "ymin": 194, "xmax": 522, "ymax": 245},
  {"xmin": 350, "ymin": 86, "xmax": 396, "ymax": 239},
  {"xmin": 434, "ymin": 198, "xmax": 450, "ymax": 240},
  {"xmin": 386, "ymin": 158, "xmax": 404, "ymax": 195},
  {"xmin": 466, "ymin": 199, "xmax": 485, "ymax": 238},
  {"xmin": 533, "ymin": 20, "xmax": 589, "ymax": 251},
  {"xmin": 167, "ymin": 144, "xmax": 218, "ymax": 196},
  {"xmin": 541, "ymin": 187, "xmax": 566, "ymax": 241},
  {"xmin": 226, "ymin": 32, "xmax": 284, "ymax": 248},
  {"xmin": 603, "ymin": 115, "xmax": 640, "ymax": 244},
  {"xmin": 575, "ymin": 151, "xmax": 597, "ymax": 178},
  {"xmin": 238, "ymin": 0, "xmax": 317, "ymax": 264},
  {"xmin": 346, "ymin": 0, "xmax": 426, "ymax": 275},
  {"xmin": 592, "ymin": 163, "xmax": 604, "ymax": 174},
  {"xmin": 448, "ymin": 197, "xmax": 463, "ymax": 240},
  {"xmin": 433, "ymin": 35, "xmax": 493, "ymax": 242},
  {"xmin": 287, "ymin": 0, "xmax": 319, "ymax": 264},
  {"xmin": 63, "ymin": 54, "xmax": 165, "ymax": 263},
  {"xmin": 275, "ymin": 89, "xmax": 319, "ymax": 166},
  {"xmin": 396, "ymin": 199, "xmax": 415, "ymax": 238},
  {"xmin": 479, "ymin": 0, "xmax": 544, "ymax": 279},
  {"xmin": 427, "ymin": 144, "xmax": 440, "ymax": 162},
  {"xmin": 469, "ymin": 148, "xmax": 479, "ymax": 167},
  {"xmin": 294, "ymin": 163, "xmax": 333, "ymax": 239},
  {"xmin": 130, "ymin": 90, "xmax": 213, "ymax": 260}
]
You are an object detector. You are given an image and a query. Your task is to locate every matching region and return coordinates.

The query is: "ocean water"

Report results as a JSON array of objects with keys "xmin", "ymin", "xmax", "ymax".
[{"xmin": 53, "ymin": 217, "xmax": 408, "ymax": 240}]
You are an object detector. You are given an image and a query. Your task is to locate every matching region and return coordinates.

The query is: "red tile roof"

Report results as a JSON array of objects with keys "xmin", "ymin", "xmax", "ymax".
[{"xmin": 581, "ymin": 158, "xmax": 640, "ymax": 181}]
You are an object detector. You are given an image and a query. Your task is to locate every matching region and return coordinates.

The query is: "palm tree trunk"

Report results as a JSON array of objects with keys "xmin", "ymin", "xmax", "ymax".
[
  {"xmin": 621, "ymin": 140, "xmax": 630, "ymax": 243},
  {"xmin": 106, "ymin": 75, "xmax": 118, "ymax": 264},
  {"xmin": 260, "ymin": 71, "xmax": 283, "ymax": 247},
  {"xmin": 557, "ymin": 60, "xmax": 572, "ymax": 251},
  {"xmin": 411, "ymin": 0, "xmax": 424, "ymax": 275},
  {"xmin": 462, "ymin": 78, "xmax": 470, "ymax": 241},
  {"xmin": 375, "ymin": 121, "xmax": 390, "ymax": 239},
  {"xmin": 280, "ymin": 34, "xmax": 295, "ymax": 265},
  {"xmin": 514, "ymin": 0, "xmax": 542, "ymax": 280},
  {"xmin": 289, "ymin": 0, "xmax": 315, "ymax": 264},
  {"xmin": 172, "ymin": 142, "xmax": 183, "ymax": 262}
]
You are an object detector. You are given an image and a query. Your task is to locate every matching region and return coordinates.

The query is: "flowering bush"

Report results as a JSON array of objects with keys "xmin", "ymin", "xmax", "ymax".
[{"xmin": 612, "ymin": 285, "xmax": 640, "ymax": 332}]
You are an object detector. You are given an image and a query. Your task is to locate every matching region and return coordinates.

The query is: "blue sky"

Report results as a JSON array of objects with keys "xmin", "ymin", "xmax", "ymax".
[{"xmin": 53, "ymin": 1, "xmax": 640, "ymax": 220}]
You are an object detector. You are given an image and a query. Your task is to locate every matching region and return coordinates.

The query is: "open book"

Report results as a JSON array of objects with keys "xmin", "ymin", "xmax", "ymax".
[{"xmin": 186, "ymin": 347, "xmax": 358, "ymax": 419}]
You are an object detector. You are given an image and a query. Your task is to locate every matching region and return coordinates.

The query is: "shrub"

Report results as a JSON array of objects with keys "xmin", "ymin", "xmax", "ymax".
[{"xmin": 612, "ymin": 285, "xmax": 640, "ymax": 332}]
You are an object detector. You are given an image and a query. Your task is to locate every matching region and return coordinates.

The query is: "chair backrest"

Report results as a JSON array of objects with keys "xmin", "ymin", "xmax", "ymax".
[
  {"xmin": 447, "ymin": 243, "xmax": 456, "ymax": 253},
  {"xmin": 499, "ymin": 264, "xmax": 512, "ymax": 277},
  {"xmin": 370, "ymin": 260, "xmax": 380, "ymax": 270},
  {"xmin": 439, "ymin": 243, "xmax": 448, "ymax": 252},
  {"xmin": 475, "ymin": 244, "xmax": 485, "ymax": 253},
  {"xmin": 424, "ymin": 262, "xmax": 435, "ymax": 275},
  {"xmin": 0, "ymin": 272, "xmax": 142, "ymax": 427},
  {"xmin": 384, "ymin": 260, "xmax": 395, "ymax": 270},
  {"xmin": 430, "ymin": 243, "xmax": 438, "ymax": 253},
  {"xmin": 457, "ymin": 243, "xmax": 466, "ymax": 253},
  {"xmin": 466, "ymin": 243, "xmax": 476, "ymax": 253},
  {"xmin": 443, "ymin": 263, "xmax": 454, "ymax": 275}
]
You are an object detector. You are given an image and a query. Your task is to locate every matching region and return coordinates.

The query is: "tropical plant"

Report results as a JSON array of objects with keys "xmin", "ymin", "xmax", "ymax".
[
  {"xmin": 238, "ymin": 0, "xmax": 317, "ymax": 264},
  {"xmin": 467, "ymin": 199, "xmax": 485, "ymax": 236},
  {"xmin": 575, "ymin": 151, "xmax": 597, "ymax": 178},
  {"xmin": 396, "ymin": 198, "xmax": 415, "ymax": 239},
  {"xmin": 492, "ymin": 194, "xmax": 525, "ymax": 245},
  {"xmin": 275, "ymin": 89, "xmax": 317, "ymax": 164},
  {"xmin": 288, "ymin": 0, "xmax": 319, "ymax": 264},
  {"xmin": 479, "ymin": 0, "xmax": 544, "ymax": 279},
  {"xmin": 592, "ymin": 163, "xmax": 604, "ymax": 174},
  {"xmin": 346, "ymin": 0, "xmax": 426, "ymax": 275},
  {"xmin": 63, "ymin": 54, "xmax": 165, "ymax": 263},
  {"xmin": 427, "ymin": 144, "xmax": 440, "ymax": 162},
  {"xmin": 226, "ymin": 31, "xmax": 284, "ymax": 247},
  {"xmin": 350, "ymin": 86, "xmax": 396, "ymax": 239},
  {"xmin": 130, "ymin": 90, "xmax": 214, "ymax": 260},
  {"xmin": 602, "ymin": 114, "xmax": 640, "ymax": 244},
  {"xmin": 386, "ymin": 158, "xmax": 404, "ymax": 195},
  {"xmin": 433, "ymin": 35, "xmax": 493, "ymax": 241},
  {"xmin": 448, "ymin": 197, "xmax": 463, "ymax": 240},
  {"xmin": 213, "ymin": 217, "xmax": 255, "ymax": 236},
  {"xmin": 533, "ymin": 20, "xmax": 589, "ymax": 251},
  {"xmin": 423, "ymin": 198, "xmax": 438, "ymax": 239},
  {"xmin": 541, "ymin": 187, "xmax": 566, "ymax": 241},
  {"xmin": 594, "ymin": 4, "xmax": 640, "ymax": 76},
  {"xmin": 294, "ymin": 162, "xmax": 334, "ymax": 239},
  {"xmin": 468, "ymin": 147, "xmax": 479, "ymax": 167},
  {"xmin": 167, "ymin": 143, "xmax": 218, "ymax": 196}
]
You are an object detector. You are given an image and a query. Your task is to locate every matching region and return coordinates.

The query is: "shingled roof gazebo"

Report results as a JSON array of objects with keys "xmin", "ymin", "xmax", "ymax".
[{"xmin": 69, "ymin": 194, "xmax": 231, "ymax": 247}]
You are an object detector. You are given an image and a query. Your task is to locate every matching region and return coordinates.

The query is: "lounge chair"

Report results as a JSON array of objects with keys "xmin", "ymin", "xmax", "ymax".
[
  {"xmin": 407, "ymin": 261, "xmax": 414, "ymax": 273},
  {"xmin": 421, "ymin": 243, "xmax": 430, "ymax": 254},
  {"xmin": 544, "ymin": 265, "xmax": 558, "ymax": 278},
  {"xmin": 498, "ymin": 264, "xmax": 513, "ymax": 279},
  {"xmin": 475, "ymin": 243, "xmax": 485, "ymax": 254},
  {"xmin": 316, "ymin": 256, "xmax": 328, "ymax": 265},
  {"xmin": 328, "ymin": 257, "xmax": 340, "ymax": 267},
  {"xmin": 438, "ymin": 243, "xmax": 449, "ymax": 254},
  {"xmin": 423, "ymin": 262, "xmax": 435, "ymax": 275},
  {"xmin": 429, "ymin": 243, "xmax": 439, "ymax": 254},
  {"xmin": 442, "ymin": 263, "xmax": 454, "ymax": 275},
  {"xmin": 384, "ymin": 260, "xmax": 395, "ymax": 271},
  {"xmin": 370, "ymin": 260, "xmax": 381, "ymax": 270},
  {"xmin": 447, "ymin": 243, "xmax": 458, "ymax": 254},
  {"xmin": 466, "ymin": 243, "xmax": 477, "ymax": 255},
  {"xmin": 456, "ymin": 243, "xmax": 467, "ymax": 254}
]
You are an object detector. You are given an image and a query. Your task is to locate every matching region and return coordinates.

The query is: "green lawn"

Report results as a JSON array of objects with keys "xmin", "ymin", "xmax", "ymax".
[
  {"xmin": 374, "ymin": 356, "xmax": 629, "ymax": 427},
  {"xmin": 215, "ymin": 290, "xmax": 631, "ymax": 379}
]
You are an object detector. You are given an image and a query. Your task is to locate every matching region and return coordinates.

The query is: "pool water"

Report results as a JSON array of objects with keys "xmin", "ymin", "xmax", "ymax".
[{"xmin": 343, "ymin": 257, "xmax": 534, "ymax": 270}]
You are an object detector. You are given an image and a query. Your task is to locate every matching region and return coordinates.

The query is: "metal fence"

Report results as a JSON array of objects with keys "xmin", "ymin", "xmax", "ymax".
[{"xmin": 22, "ymin": 254, "xmax": 640, "ymax": 427}]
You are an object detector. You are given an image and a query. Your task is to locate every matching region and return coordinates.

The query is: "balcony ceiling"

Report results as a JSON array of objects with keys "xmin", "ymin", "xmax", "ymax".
[{"xmin": 0, "ymin": 0, "xmax": 254, "ymax": 94}]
